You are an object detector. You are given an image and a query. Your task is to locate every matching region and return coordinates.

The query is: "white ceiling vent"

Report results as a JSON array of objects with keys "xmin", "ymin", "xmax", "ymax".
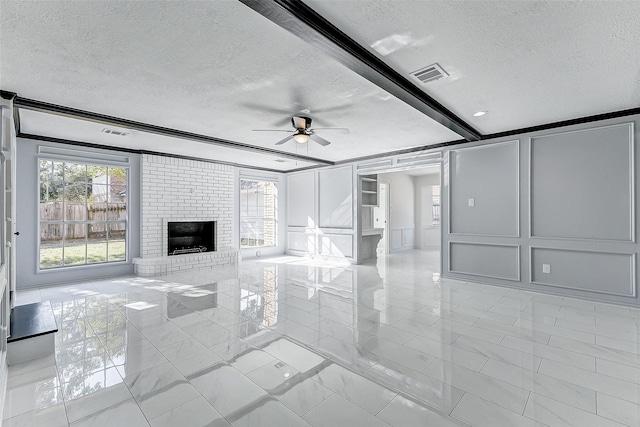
[
  {"xmin": 410, "ymin": 63, "xmax": 448, "ymax": 84},
  {"xmin": 102, "ymin": 128, "xmax": 129, "ymax": 137}
]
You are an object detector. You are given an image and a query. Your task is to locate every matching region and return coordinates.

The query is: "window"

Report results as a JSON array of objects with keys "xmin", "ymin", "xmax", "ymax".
[
  {"xmin": 431, "ymin": 185, "xmax": 441, "ymax": 226},
  {"xmin": 239, "ymin": 180, "xmax": 277, "ymax": 248},
  {"xmin": 39, "ymin": 160, "xmax": 128, "ymax": 269}
]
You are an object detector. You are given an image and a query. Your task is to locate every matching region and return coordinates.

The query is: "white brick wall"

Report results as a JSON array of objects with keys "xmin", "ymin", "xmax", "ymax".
[
  {"xmin": 137, "ymin": 154, "xmax": 237, "ymax": 274},
  {"xmin": 133, "ymin": 249, "xmax": 239, "ymax": 277}
]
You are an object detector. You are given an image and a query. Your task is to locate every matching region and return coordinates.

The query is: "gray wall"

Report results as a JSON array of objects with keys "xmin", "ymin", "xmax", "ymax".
[
  {"xmin": 16, "ymin": 138, "xmax": 141, "ymax": 289},
  {"xmin": 443, "ymin": 116, "xmax": 639, "ymax": 306},
  {"xmin": 286, "ymin": 165, "xmax": 355, "ymax": 259}
]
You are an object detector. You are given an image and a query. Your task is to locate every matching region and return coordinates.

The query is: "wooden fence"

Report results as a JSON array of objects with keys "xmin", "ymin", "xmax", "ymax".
[{"xmin": 40, "ymin": 203, "xmax": 126, "ymax": 241}]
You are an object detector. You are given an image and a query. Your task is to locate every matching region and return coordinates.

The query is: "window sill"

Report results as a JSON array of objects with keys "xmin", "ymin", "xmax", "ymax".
[{"xmin": 36, "ymin": 260, "xmax": 130, "ymax": 274}]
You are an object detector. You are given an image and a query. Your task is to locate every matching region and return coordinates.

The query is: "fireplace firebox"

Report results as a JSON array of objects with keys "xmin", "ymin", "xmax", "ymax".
[{"xmin": 167, "ymin": 221, "xmax": 216, "ymax": 256}]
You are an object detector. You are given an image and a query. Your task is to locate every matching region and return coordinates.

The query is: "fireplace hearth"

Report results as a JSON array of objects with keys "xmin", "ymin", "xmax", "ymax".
[{"xmin": 167, "ymin": 221, "xmax": 216, "ymax": 256}]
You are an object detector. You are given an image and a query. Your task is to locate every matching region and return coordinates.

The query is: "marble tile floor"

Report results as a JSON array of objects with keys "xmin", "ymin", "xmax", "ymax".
[{"xmin": 4, "ymin": 249, "xmax": 640, "ymax": 426}]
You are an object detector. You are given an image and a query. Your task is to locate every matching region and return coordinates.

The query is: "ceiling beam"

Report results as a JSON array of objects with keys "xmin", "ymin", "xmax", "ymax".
[
  {"xmin": 13, "ymin": 96, "xmax": 335, "ymax": 166},
  {"xmin": 18, "ymin": 133, "xmax": 287, "ymax": 173},
  {"xmin": 239, "ymin": 0, "xmax": 482, "ymax": 142}
]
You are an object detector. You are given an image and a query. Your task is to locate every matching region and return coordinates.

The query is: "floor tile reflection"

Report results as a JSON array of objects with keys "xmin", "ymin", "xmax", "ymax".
[{"xmin": 5, "ymin": 249, "xmax": 640, "ymax": 426}]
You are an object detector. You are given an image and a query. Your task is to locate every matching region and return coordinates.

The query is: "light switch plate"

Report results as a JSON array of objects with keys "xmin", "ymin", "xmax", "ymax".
[
  {"xmin": 468, "ymin": 198, "xmax": 475, "ymax": 207},
  {"xmin": 542, "ymin": 264, "xmax": 551, "ymax": 274}
]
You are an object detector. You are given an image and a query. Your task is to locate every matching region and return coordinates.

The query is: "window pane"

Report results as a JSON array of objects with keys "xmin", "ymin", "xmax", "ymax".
[
  {"xmin": 53, "ymin": 162, "xmax": 65, "ymax": 181},
  {"xmin": 40, "ymin": 181, "xmax": 63, "ymax": 202},
  {"xmin": 88, "ymin": 241, "xmax": 108, "ymax": 264},
  {"xmin": 89, "ymin": 203, "xmax": 107, "ymax": 221},
  {"xmin": 263, "ymin": 219, "xmax": 275, "ymax": 246},
  {"xmin": 87, "ymin": 223, "xmax": 107, "ymax": 264},
  {"xmin": 64, "ymin": 163, "xmax": 87, "ymax": 184},
  {"xmin": 64, "ymin": 183, "xmax": 87, "ymax": 202},
  {"xmin": 39, "ymin": 182, "xmax": 50, "ymax": 203},
  {"xmin": 40, "ymin": 224, "xmax": 63, "ymax": 269},
  {"xmin": 108, "ymin": 222, "xmax": 126, "ymax": 262},
  {"xmin": 40, "ymin": 201, "xmax": 63, "ymax": 221},
  {"xmin": 88, "ymin": 222, "xmax": 107, "ymax": 240},
  {"xmin": 88, "ymin": 165, "xmax": 107, "ymax": 181},
  {"xmin": 91, "ymin": 184, "xmax": 108, "ymax": 203},
  {"xmin": 109, "ymin": 168, "xmax": 127, "ymax": 203},
  {"xmin": 65, "ymin": 203, "xmax": 88, "ymax": 221},
  {"xmin": 64, "ymin": 183, "xmax": 88, "ymax": 221},
  {"xmin": 431, "ymin": 185, "xmax": 441, "ymax": 226},
  {"xmin": 39, "ymin": 160, "xmax": 52, "ymax": 181},
  {"xmin": 240, "ymin": 219, "xmax": 259, "ymax": 248},
  {"xmin": 107, "ymin": 203, "xmax": 127, "ymax": 220},
  {"xmin": 64, "ymin": 224, "xmax": 87, "ymax": 266},
  {"xmin": 239, "ymin": 180, "xmax": 277, "ymax": 248}
]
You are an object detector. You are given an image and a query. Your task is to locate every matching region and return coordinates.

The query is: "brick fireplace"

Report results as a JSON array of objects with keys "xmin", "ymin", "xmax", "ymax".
[{"xmin": 133, "ymin": 155, "xmax": 239, "ymax": 276}]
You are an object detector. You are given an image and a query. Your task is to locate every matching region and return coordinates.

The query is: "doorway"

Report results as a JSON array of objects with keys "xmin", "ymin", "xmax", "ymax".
[{"xmin": 372, "ymin": 166, "xmax": 441, "ymax": 273}]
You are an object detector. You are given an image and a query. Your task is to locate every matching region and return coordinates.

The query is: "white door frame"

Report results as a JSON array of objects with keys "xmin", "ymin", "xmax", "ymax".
[
  {"xmin": 375, "ymin": 180, "xmax": 390, "ymax": 255},
  {"xmin": 356, "ymin": 161, "xmax": 443, "ymax": 265}
]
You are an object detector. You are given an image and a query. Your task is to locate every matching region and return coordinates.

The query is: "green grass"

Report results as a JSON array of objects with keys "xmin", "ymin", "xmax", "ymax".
[{"xmin": 40, "ymin": 241, "xmax": 126, "ymax": 268}]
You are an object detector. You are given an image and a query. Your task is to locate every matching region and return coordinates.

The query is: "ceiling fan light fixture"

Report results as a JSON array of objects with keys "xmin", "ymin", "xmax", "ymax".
[{"xmin": 294, "ymin": 132, "xmax": 309, "ymax": 144}]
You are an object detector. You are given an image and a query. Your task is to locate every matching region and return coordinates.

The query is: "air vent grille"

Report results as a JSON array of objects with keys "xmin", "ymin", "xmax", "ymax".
[
  {"xmin": 102, "ymin": 128, "xmax": 129, "ymax": 137},
  {"xmin": 410, "ymin": 63, "xmax": 448, "ymax": 84}
]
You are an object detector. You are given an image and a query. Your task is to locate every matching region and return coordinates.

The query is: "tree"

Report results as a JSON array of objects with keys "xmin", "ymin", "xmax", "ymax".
[{"xmin": 39, "ymin": 161, "xmax": 127, "ymax": 202}]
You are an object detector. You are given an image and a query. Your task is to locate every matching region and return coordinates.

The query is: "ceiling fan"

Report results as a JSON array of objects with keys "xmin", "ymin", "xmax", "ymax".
[{"xmin": 252, "ymin": 116, "xmax": 349, "ymax": 146}]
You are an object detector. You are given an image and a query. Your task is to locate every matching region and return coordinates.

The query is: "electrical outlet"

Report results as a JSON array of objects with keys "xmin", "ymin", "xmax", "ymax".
[
  {"xmin": 256, "ymin": 251, "xmax": 261, "ymax": 257},
  {"xmin": 468, "ymin": 198, "xmax": 475, "ymax": 207},
  {"xmin": 542, "ymin": 264, "xmax": 551, "ymax": 274}
]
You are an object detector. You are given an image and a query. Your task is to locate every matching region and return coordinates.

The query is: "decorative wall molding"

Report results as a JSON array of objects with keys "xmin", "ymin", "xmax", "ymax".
[
  {"xmin": 529, "ymin": 247, "xmax": 636, "ymax": 297},
  {"xmin": 528, "ymin": 122, "xmax": 635, "ymax": 243},
  {"xmin": 448, "ymin": 242, "xmax": 521, "ymax": 281},
  {"xmin": 448, "ymin": 140, "xmax": 520, "ymax": 238}
]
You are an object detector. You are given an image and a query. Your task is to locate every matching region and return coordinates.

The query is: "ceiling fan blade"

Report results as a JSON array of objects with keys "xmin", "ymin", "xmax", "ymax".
[
  {"xmin": 292, "ymin": 116, "xmax": 309, "ymax": 129},
  {"xmin": 311, "ymin": 127, "xmax": 350, "ymax": 134},
  {"xmin": 252, "ymin": 129, "xmax": 293, "ymax": 132},
  {"xmin": 241, "ymin": 102, "xmax": 291, "ymax": 115},
  {"xmin": 307, "ymin": 117, "xmax": 333, "ymax": 127},
  {"xmin": 291, "ymin": 86, "xmax": 306, "ymax": 109},
  {"xmin": 274, "ymin": 135, "xmax": 294, "ymax": 145},
  {"xmin": 309, "ymin": 134, "xmax": 331, "ymax": 146},
  {"xmin": 272, "ymin": 116, "xmax": 293, "ymax": 127},
  {"xmin": 312, "ymin": 103, "xmax": 354, "ymax": 114}
]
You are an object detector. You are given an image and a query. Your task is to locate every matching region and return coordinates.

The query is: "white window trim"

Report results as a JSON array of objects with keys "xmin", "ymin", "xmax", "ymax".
[{"xmin": 36, "ymin": 157, "xmax": 131, "ymax": 272}]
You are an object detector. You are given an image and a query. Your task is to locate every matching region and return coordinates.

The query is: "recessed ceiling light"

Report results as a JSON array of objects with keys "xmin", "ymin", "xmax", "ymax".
[{"xmin": 473, "ymin": 111, "xmax": 487, "ymax": 117}]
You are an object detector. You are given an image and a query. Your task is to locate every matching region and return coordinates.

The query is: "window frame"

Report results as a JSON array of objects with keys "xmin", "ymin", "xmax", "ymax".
[
  {"xmin": 239, "ymin": 179, "xmax": 278, "ymax": 249},
  {"xmin": 36, "ymin": 157, "xmax": 130, "ymax": 272},
  {"xmin": 431, "ymin": 185, "xmax": 441, "ymax": 226}
]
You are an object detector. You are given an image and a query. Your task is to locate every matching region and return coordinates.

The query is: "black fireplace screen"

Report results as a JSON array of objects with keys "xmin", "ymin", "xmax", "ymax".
[{"xmin": 167, "ymin": 221, "xmax": 216, "ymax": 256}]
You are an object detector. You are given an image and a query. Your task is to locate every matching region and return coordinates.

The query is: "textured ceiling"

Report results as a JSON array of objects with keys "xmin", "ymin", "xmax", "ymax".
[
  {"xmin": 2, "ymin": 1, "xmax": 639, "ymax": 170},
  {"xmin": 18, "ymin": 110, "xmax": 318, "ymax": 171},
  {"xmin": 305, "ymin": 0, "xmax": 640, "ymax": 134},
  {"xmin": 0, "ymin": 0, "xmax": 459, "ymax": 168}
]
